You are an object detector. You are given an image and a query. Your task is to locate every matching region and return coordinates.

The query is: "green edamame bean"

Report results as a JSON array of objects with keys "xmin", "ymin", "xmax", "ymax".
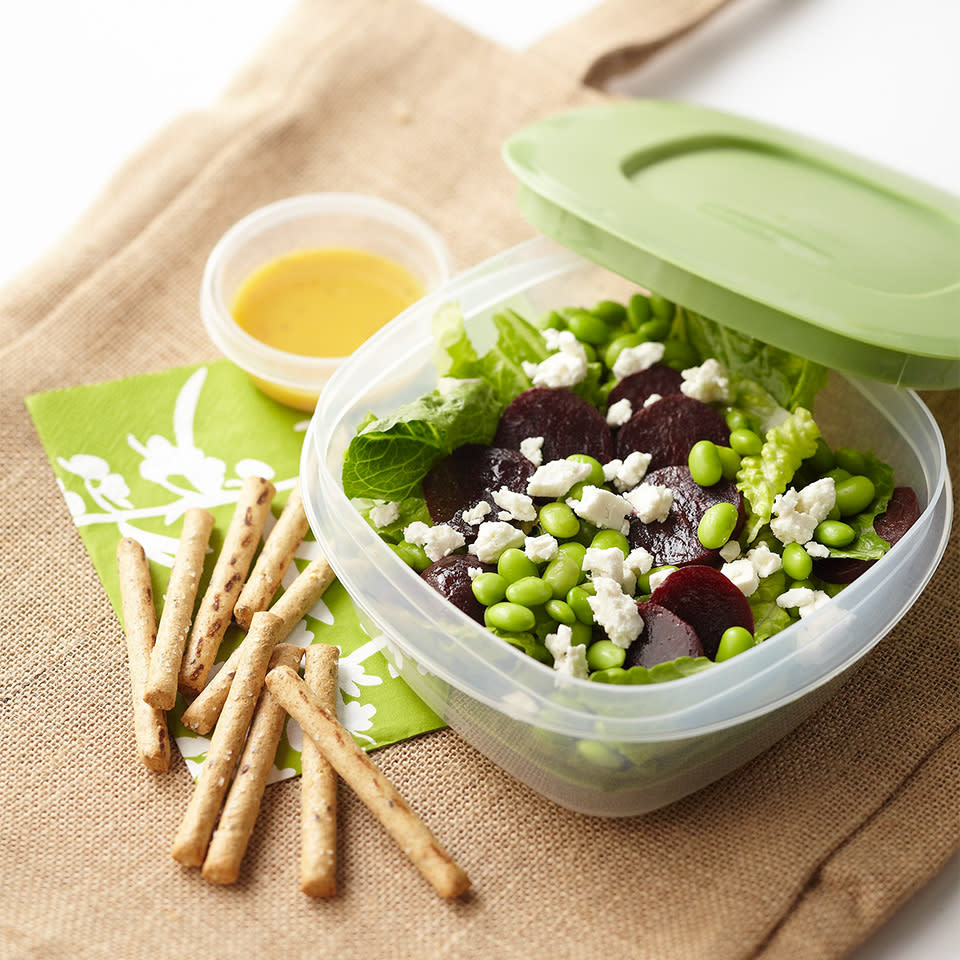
[
  {"xmin": 534, "ymin": 309, "xmax": 564, "ymax": 331},
  {"xmin": 471, "ymin": 572, "xmax": 508, "ymax": 606},
  {"xmin": 566, "ymin": 481, "xmax": 589, "ymax": 503},
  {"xmin": 569, "ymin": 621, "xmax": 593, "ymax": 647},
  {"xmin": 574, "ymin": 520, "xmax": 600, "ymax": 547},
  {"xmin": 582, "ymin": 343, "xmax": 598, "ymax": 363},
  {"xmin": 728, "ymin": 428, "xmax": 763, "ymax": 456},
  {"xmin": 589, "ymin": 666, "xmax": 628, "ymax": 684},
  {"xmin": 807, "ymin": 437, "xmax": 835, "ymax": 474},
  {"xmin": 661, "ymin": 338, "xmax": 699, "ymax": 370},
  {"xmin": 565, "ymin": 586, "xmax": 595, "ymax": 625},
  {"xmin": 725, "ymin": 408, "xmax": 750, "ymax": 432},
  {"xmin": 557, "ymin": 541, "xmax": 586, "ymax": 566},
  {"xmin": 626, "ymin": 293, "xmax": 652, "ymax": 329},
  {"xmin": 575, "ymin": 740, "xmax": 624, "ymax": 768},
  {"xmin": 649, "ymin": 293, "xmax": 675, "ymax": 321},
  {"xmin": 815, "ymin": 520, "xmax": 856, "ymax": 548},
  {"xmin": 790, "ymin": 579, "xmax": 815, "ymax": 591},
  {"xmin": 539, "ymin": 501, "xmax": 580, "ymax": 539},
  {"xmin": 715, "ymin": 626, "xmax": 754, "ymax": 662},
  {"xmin": 697, "ymin": 502, "xmax": 739, "ymax": 549},
  {"xmin": 545, "ymin": 598, "xmax": 577, "ymax": 625},
  {"xmin": 826, "ymin": 503, "xmax": 842, "ymax": 521},
  {"xmin": 505, "ymin": 576, "xmax": 553, "ymax": 608},
  {"xmin": 833, "ymin": 447, "xmax": 867, "ymax": 475},
  {"xmin": 715, "ymin": 445, "xmax": 742, "ymax": 480},
  {"xmin": 592, "ymin": 300, "xmax": 627, "ymax": 326},
  {"xmin": 542, "ymin": 553, "xmax": 581, "ymax": 599},
  {"xmin": 827, "ymin": 467, "xmax": 852, "ymax": 484},
  {"xmin": 637, "ymin": 316, "xmax": 671, "ymax": 341},
  {"xmin": 567, "ymin": 454, "xmax": 605, "ymax": 487},
  {"xmin": 390, "ymin": 542, "xmax": 430, "ymax": 572},
  {"xmin": 835, "ymin": 475, "xmax": 876, "ymax": 516},
  {"xmin": 603, "ymin": 332, "xmax": 643, "ymax": 369},
  {"xmin": 636, "ymin": 565, "xmax": 677, "ymax": 594},
  {"xmin": 586, "ymin": 639, "xmax": 625, "ymax": 671},
  {"xmin": 688, "ymin": 440, "xmax": 722, "ymax": 487},
  {"xmin": 781, "ymin": 542, "xmax": 813, "ymax": 581},
  {"xmin": 497, "ymin": 548, "xmax": 538, "ymax": 583},
  {"xmin": 590, "ymin": 529, "xmax": 630, "ymax": 556},
  {"xmin": 484, "ymin": 602, "xmax": 536, "ymax": 633},
  {"xmin": 563, "ymin": 307, "xmax": 610, "ymax": 345}
]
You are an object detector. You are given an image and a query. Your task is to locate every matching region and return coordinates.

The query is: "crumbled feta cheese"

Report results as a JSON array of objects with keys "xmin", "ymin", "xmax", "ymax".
[
  {"xmin": 587, "ymin": 577, "xmax": 644, "ymax": 648},
  {"xmin": 805, "ymin": 541, "xmax": 830, "ymax": 558},
  {"xmin": 492, "ymin": 486, "xmax": 536, "ymax": 523},
  {"xmin": 602, "ymin": 459, "xmax": 623, "ymax": 483},
  {"xmin": 519, "ymin": 435, "xmax": 544, "ymax": 467},
  {"xmin": 403, "ymin": 521, "xmax": 465, "ymax": 562},
  {"xmin": 521, "ymin": 361, "xmax": 539, "ymax": 379},
  {"xmin": 777, "ymin": 587, "xmax": 831, "ymax": 618},
  {"xmin": 524, "ymin": 533, "xmax": 558, "ymax": 563},
  {"xmin": 527, "ymin": 459, "xmax": 593, "ymax": 498},
  {"xmin": 612, "ymin": 451, "xmax": 652, "ymax": 492},
  {"xmin": 542, "ymin": 327, "xmax": 564, "ymax": 351},
  {"xmin": 643, "ymin": 393, "xmax": 662, "ymax": 408},
  {"xmin": 468, "ymin": 521, "xmax": 525, "ymax": 563},
  {"xmin": 544, "ymin": 624, "xmax": 589, "ymax": 679},
  {"xmin": 624, "ymin": 483, "xmax": 673, "ymax": 524},
  {"xmin": 606, "ymin": 398, "xmax": 633, "ymax": 427},
  {"xmin": 721, "ymin": 558, "xmax": 760, "ymax": 597},
  {"xmin": 368, "ymin": 501, "xmax": 400, "ymax": 528},
  {"xmin": 680, "ymin": 358, "xmax": 731, "ymax": 403},
  {"xmin": 624, "ymin": 547, "xmax": 654, "ymax": 578},
  {"xmin": 771, "ymin": 477, "xmax": 837, "ymax": 545},
  {"xmin": 461, "ymin": 501, "xmax": 492, "ymax": 526},
  {"xmin": 648, "ymin": 567, "xmax": 675, "ymax": 592},
  {"xmin": 612, "ymin": 341, "xmax": 666, "ymax": 380},
  {"xmin": 436, "ymin": 376, "xmax": 481, "ymax": 395},
  {"xmin": 524, "ymin": 331, "xmax": 588, "ymax": 388},
  {"xmin": 583, "ymin": 546, "xmax": 634, "ymax": 594},
  {"xmin": 719, "ymin": 540, "xmax": 741, "ymax": 562},
  {"xmin": 567, "ymin": 485, "xmax": 633, "ymax": 534},
  {"xmin": 746, "ymin": 542, "xmax": 782, "ymax": 579},
  {"xmin": 467, "ymin": 566, "xmax": 483, "ymax": 581},
  {"xmin": 498, "ymin": 511, "xmax": 512, "ymax": 521}
]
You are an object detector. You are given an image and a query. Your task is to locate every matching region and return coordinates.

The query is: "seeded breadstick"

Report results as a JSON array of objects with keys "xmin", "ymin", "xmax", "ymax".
[
  {"xmin": 201, "ymin": 643, "xmax": 304, "ymax": 885},
  {"xmin": 300, "ymin": 644, "xmax": 339, "ymax": 897},
  {"xmin": 181, "ymin": 555, "xmax": 336, "ymax": 735},
  {"xmin": 265, "ymin": 665, "xmax": 471, "ymax": 899},
  {"xmin": 143, "ymin": 508, "xmax": 214, "ymax": 710},
  {"xmin": 171, "ymin": 612, "xmax": 284, "ymax": 867},
  {"xmin": 116, "ymin": 538, "xmax": 170, "ymax": 772},
  {"xmin": 178, "ymin": 476, "xmax": 275, "ymax": 696},
  {"xmin": 234, "ymin": 485, "xmax": 310, "ymax": 630}
]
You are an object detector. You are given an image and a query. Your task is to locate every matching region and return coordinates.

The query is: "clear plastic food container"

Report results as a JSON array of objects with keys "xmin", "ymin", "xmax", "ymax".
[{"xmin": 301, "ymin": 236, "xmax": 951, "ymax": 816}]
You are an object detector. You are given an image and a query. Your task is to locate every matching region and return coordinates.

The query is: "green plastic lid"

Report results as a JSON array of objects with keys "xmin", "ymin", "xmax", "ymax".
[{"xmin": 503, "ymin": 100, "xmax": 960, "ymax": 389}]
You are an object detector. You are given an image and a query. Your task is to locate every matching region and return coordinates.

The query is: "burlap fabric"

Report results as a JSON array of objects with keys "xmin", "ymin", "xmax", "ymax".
[{"xmin": 1, "ymin": 1, "xmax": 957, "ymax": 957}]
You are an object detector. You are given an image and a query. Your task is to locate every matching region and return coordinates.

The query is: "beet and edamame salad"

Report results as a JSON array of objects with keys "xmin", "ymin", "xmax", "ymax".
[{"xmin": 341, "ymin": 294, "xmax": 919, "ymax": 684}]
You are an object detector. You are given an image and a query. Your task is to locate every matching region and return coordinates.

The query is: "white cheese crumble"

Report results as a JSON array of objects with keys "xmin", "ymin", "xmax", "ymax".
[
  {"xmin": 544, "ymin": 624, "xmax": 589, "ymax": 679},
  {"xmin": 612, "ymin": 341, "xmax": 666, "ymax": 381},
  {"xmin": 746, "ymin": 542, "xmax": 782, "ymax": 579},
  {"xmin": 624, "ymin": 483, "xmax": 673, "ymax": 524},
  {"xmin": 719, "ymin": 540, "xmax": 741, "ymax": 562},
  {"xmin": 648, "ymin": 567, "xmax": 675, "ymax": 592},
  {"xmin": 805, "ymin": 541, "xmax": 830, "ymax": 558},
  {"xmin": 368, "ymin": 501, "xmax": 400, "ymax": 528},
  {"xmin": 492, "ymin": 486, "xmax": 537, "ymax": 523},
  {"xmin": 527, "ymin": 459, "xmax": 593, "ymax": 498},
  {"xmin": 403, "ymin": 521, "xmax": 465, "ymax": 562},
  {"xmin": 771, "ymin": 477, "xmax": 837, "ymax": 545},
  {"xmin": 567, "ymin": 485, "xmax": 633, "ymax": 534},
  {"xmin": 624, "ymin": 546, "xmax": 654, "ymax": 578},
  {"xmin": 612, "ymin": 451, "xmax": 652, "ymax": 492},
  {"xmin": 461, "ymin": 501, "xmax": 492, "ymax": 526},
  {"xmin": 436, "ymin": 376, "xmax": 481, "ymax": 395},
  {"xmin": 679, "ymin": 358, "xmax": 731, "ymax": 403},
  {"xmin": 468, "ymin": 521, "xmax": 525, "ymax": 563},
  {"xmin": 524, "ymin": 533, "xmax": 558, "ymax": 563},
  {"xmin": 583, "ymin": 546, "xmax": 634, "ymax": 594},
  {"xmin": 721, "ymin": 558, "xmax": 760, "ymax": 597},
  {"xmin": 602, "ymin": 458, "xmax": 622, "ymax": 483},
  {"xmin": 587, "ymin": 577, "xmax": 644, "ymax": 648},
  {"xmin": 605, "ymin": 397, "xmax": 633, "ymax": 427},
  {"xmin": 523, "ymin": 331, "xmax": 588, "ymax": 388},
  {"xmin": 777, "ymin": 587, "xmax": 831, "ymax": 618},
  {"xmin": 519, "ymin": 435, "xmax": 544, "ymax": 467},
  {"xmin": 643, "ymin": 393, "xmax": 662, "ymax": 408},
  {"xmin": 541, "ymin": 327, "xmax": 564, "ymax": 351},
  {"xmin": 467, "ymin": 566, "xmax": 483, "ymax": 581}
]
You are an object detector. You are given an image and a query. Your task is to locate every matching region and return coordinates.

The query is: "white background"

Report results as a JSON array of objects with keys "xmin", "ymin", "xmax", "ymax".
[{"xmin": 1, "ymin": 1, "xmax": 957, "ymax": 955}]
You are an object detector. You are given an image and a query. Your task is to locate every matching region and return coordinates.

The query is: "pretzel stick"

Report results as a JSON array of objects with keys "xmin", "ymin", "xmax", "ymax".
[
  {"xmin": 265, "ymin": 665, "xmax": 471, "ymax": 899},
  {"xmin": 234, "ymin": 485, "xmax": 309, "ymax": 630},
  {"xmin": 116, "ymin": 538, "xmax": 170, "ymax": 772},
  {"xmin": 171, "ymin": 612, "xmax": 284, "ymax": 867},
  {"xmin": 143, "ymin": 508, "xmax": 214, "ymax": 710},
  {"xmin": 181, "ymin": 555, "xmax": 336, "ymax": 735},
  {"xmin": 300, "ymin": 644, "xmax": 339, "ymax": 897},
  {"xmin": 201, "ymin": 643, "xmax": 304, "ymax": 885},
  {"xmin": 178, "ymin": 476, "xmax": 275, "ymax": 696}
]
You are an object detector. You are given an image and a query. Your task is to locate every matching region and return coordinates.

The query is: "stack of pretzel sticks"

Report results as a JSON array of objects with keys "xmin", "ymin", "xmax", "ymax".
[{"xmin": 115, "ymin": 475, "xmax": 470, "ymax": 899}]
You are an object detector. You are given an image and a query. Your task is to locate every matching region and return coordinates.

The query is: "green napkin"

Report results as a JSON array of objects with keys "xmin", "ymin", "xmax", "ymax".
[{"xmin": 26, "ymin": 360, "xmax": 443, "ymax": 780}]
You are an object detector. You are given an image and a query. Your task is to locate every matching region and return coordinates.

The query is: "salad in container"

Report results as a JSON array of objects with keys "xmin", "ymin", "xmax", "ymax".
[{"xmin": 301, "ymin": 102, "xmax": 956, "ymax": 816}]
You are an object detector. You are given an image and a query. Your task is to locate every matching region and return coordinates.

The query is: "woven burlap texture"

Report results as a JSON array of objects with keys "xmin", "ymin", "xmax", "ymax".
[{"xmin": 1, "ymin": 2, "xmax": 957, "ymax": 958}]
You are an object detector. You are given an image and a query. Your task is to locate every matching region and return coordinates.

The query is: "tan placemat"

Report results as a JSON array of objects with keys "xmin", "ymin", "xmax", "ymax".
[{"xmin": 1, "ymin": 2, "xmax": 957, "ymax": 958}]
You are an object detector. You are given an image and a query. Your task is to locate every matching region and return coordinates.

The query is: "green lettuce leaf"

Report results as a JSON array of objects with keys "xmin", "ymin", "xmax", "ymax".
[
  {"xmin": 432, "ymin": 301, "xmax": 479, "ymax": 376},
  {"xmin": 823, "ymin": 453, "xmax": 896, "ymax": 560},
  {"xmin": 749, "ymin": 570, "xmax": 796, "ymax": 642}
]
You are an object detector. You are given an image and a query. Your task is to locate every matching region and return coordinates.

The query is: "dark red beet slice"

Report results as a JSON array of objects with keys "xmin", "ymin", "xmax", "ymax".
[
  {"xmin": 606, "ymin": 364, "xmax": 683, "ymax": 414},
  {"xmin": 650, "ymin": 565, "xmax": 753, "ymax": 660},
  {"xmin": 493, "ymin": 387, "xmax": 615, "ymax": 463},
  {"xmin": 814, "ymin": 486, "xmax": 922, "ymax": 584},
  {"xmin": 616, "ymin": 394, "xmax": 728, "ymax": 470},
  {"xmin": 421, "ymin": 554, "xmax": 493, "ymax": 624},
  {"xmin": 422, "ymin": 445, "xmax": 534, "ymax": 541},
  {"xmin": 627, "ymin": 465, "xmax": 743, "ymax": 568},
  {"xmin": 624, "ymin": 602, "xmax": 704, "ymax": 669}
]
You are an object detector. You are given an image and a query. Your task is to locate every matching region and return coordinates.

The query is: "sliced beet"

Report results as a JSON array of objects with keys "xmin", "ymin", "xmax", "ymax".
[
  {"xmin": 420, "ymin": 554, "xmax": 493, "ymax": 623},
  {"xmin": 624, "ymin": 602, "xmax": 704, "ymax": 669},
  {"xmin": 422, "ymin": 444, "xmax": 534, "ymax": 541},
  {"xmin": 606, "ymin": 364, "xmax": 683, "ymax": 414},
  {"xmin": 627, "ymin": 464, "xmax": 743, "ymax": 567},
  {"xmin": 493, "ymin": 387, "xmax": 615, "ymax": 463},
  {"xmin": 814, "ymin": 485, "xmax": 922, "ymax": 584},
  {"xmin": 616, "ymin": 394, "xmax": 728, "ymax": 470},
  {"xmin": 650, "ymin": 565, "xmax": 753, "ymax": 660}
]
